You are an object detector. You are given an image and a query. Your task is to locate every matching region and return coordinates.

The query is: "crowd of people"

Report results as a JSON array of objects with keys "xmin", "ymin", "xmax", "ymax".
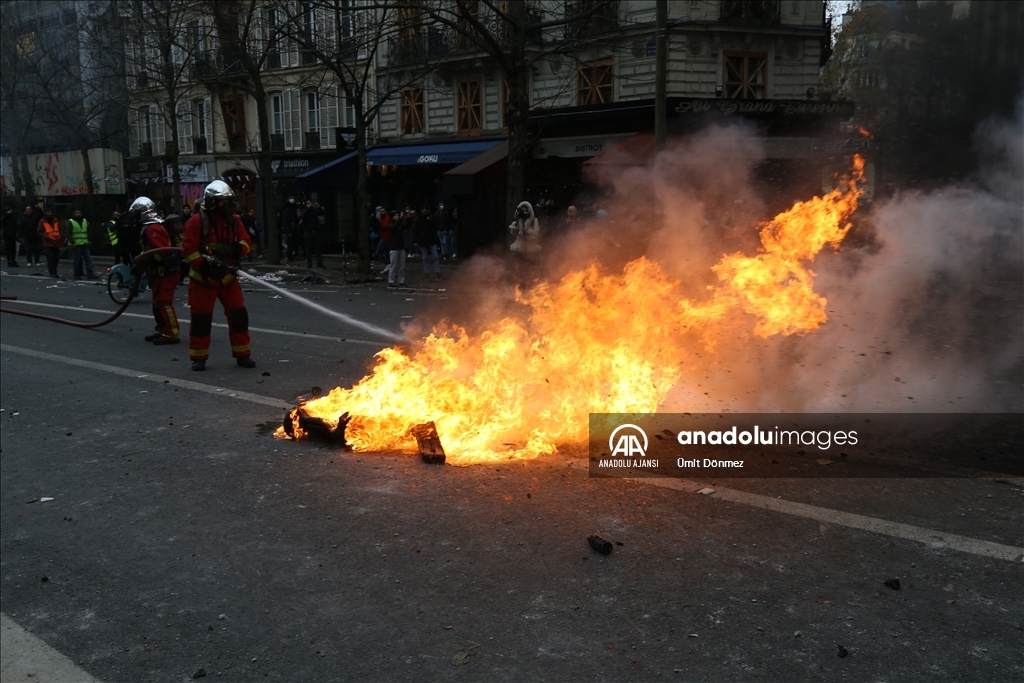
[{"xmin": 368, "ymin": 201, "xmax": 456, "ymax": 288}]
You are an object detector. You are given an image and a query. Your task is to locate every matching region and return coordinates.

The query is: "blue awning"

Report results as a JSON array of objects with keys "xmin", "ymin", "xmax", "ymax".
[
  {"xmin": 294, "ymin": 148, "xmax": 365, "ymax": 189},
  {"xmin": 366, "ymin": 139, "xmax": 504, "ymax": 166}
]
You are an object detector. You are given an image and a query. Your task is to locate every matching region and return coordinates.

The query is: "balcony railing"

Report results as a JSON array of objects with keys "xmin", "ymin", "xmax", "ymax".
[
  {"xmin": 270, "ymin": 134, "xmax": 285, "ymax": 152},
  {"xmin": 398, "ymin": 10, "xmax": 542, "ymax": 65},
  {"xmin": 564, "ymin": 1, "xmax": 618, "ymax": 39},
  {"xmin": 720, "ymin": 0, "xmax": 780, "ymax": 26},
  {"xmin": 191, "ymin": 50, "xmax": 244, "ymax": 81},
  {"xmin": 305, "ymin": 132, "xmax": 321, "ymax": 150}
]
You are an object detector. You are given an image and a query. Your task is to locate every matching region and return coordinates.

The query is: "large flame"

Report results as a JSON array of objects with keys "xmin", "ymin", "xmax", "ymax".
[{"xmin": 283, "ymin": 156, "xmax": 865, "ymax": 464}]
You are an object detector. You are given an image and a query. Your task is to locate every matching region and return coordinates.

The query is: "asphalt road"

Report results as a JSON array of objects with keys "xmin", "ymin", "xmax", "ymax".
[{"xmin": 1, "ymin": 264, "xmax": 1022, "ymax": 683}]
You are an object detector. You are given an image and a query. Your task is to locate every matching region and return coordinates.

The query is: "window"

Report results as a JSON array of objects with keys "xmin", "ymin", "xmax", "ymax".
[
  {"xmin": 307, "ymin": 92, "xmax": 320, "ymax": 133},
  {"xmin": 194, "ymin": 97, "xmax": 212, "ymax": 153},
  {"xmin": 267, "ymin": 8, "xmax": 282, "ymax": 69},
  {"xmin": 577, "ymin": 59, "xmax": 614, "ymax": 105},
  {"xmin": 302, "ymin": 2, "xmax": 318, "ymax": 64},
  {"xmin": 456, "ymin": 80, "xmax": 482, "ymax": 135},
  {"xmin": 345, "ymin": 100, "xmax": 356, "ymax": 128},
  {"xmin": 724, "ymin": 52, "xmax": 766, "ymax": 99},
  {"xmin": 400, "ymin": 86, "xmax": 424, "ymax": 135},
  {"xmin": 306, "ymin": 92, "xmax": 321, "ymax": 149},
  {"xmin": 271, "ymin": 94, "xmax": 284, "ymax": 135}
]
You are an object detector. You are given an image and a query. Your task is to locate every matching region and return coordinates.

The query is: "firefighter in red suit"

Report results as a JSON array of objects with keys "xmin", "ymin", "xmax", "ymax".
[
  {"xmin": 181, "ymin": 180, "xmax": 257, "ymax": 371},
  {"xmin": 139, "ymin": 214, "xmax": 182, "ymax": 345}
]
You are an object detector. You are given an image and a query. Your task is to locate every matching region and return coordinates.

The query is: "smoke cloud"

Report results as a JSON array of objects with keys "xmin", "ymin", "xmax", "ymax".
[{"xmin": 425, "ymin": 108, "xmax": 1022, "ymax": 418}]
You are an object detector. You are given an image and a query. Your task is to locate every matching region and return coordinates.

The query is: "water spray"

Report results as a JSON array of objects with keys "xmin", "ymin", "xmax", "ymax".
[{"xmin": 233, "ymin": 268, "xmax": 405, "ymax": 343}]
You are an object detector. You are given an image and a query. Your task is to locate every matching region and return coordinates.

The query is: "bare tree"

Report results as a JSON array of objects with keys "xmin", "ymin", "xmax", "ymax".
[
  {"xmin": 0, "ymin": 17, "xmax": 43, "ymax": 202},
  {"xmin": 282, "ymin": 1, "xmax": 438, "ymax": 267},
  {"xmin": 201, "ymin": 0, "xmax": 323, "ymax": 264},
  {"xmin": 415, "ymin": 0, "xmax": 619, "ymax": 231},
  {"xmin": 27, "ymin": 2, "xmax": 127, "ymax": 208},
  {"xmin": 122, "ymin": 0, "xmax": 203, "ymax": 211}
]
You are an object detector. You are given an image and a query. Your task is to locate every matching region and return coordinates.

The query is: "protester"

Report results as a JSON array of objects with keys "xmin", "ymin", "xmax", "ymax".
[
  {"xmin": 508, "ymin": 201, "xmax": 541, "ymax": 255},
  {"xmin": 387, "ymin": 209, "xmax": 408, "ymax": 289},
  {"xmin": 139, "ymin": 214, "xmax": 182, "ymax": 345},
  {"xmin": 37, "ymin": 207, "xmax": 63, "ymax": 278},
  {"xmin": 68, "ymin": 207, "xmax": 97, "ymax": 280},
  {"xmin": 415, "ymin": 205, "xmax": 441, "ymax": 282},
  {"xmin": 240, "ymin": 208, "xmax": 262, "ymax": 261},
  {"xmin": 281, "ymin": 195, "xmax": 298, "ymax": 262},
  {"xmin": 19, "ymin": 205, "xmax": 42, "ymax": 268},
  {"xmin": 374, "ymin": 206, "xmax": 392, "ymax": 272},
  {"xmin": 3, "ymin": 207, "xmax": 19, "ymax": 267},
  {"xmin": 435, "ymin": 201, "xmax": 451, "ymax": 258},
  {"xmin": 181, "ymin": 180, "xmax": 256, "ymax": 371},
  {"xmin": 301, "ymin": 199, "xmax": 324, "ymax": 269}
]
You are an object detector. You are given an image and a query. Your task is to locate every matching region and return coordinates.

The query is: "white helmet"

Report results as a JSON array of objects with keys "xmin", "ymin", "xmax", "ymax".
[
  {"xmin": 140, "ymin": 214, "xmax": 164, "ymax": 227},
  {"xmin": 203, "ymin": 180, "xmax": 235, "ymax": 210},
  {"xmin": 129, "ymin": 196, "xmax": 156, "ymax": 215}
]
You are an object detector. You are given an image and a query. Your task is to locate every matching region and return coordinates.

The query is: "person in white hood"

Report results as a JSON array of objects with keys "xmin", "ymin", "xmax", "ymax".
[{"xmin": 509, "ymin": 200, "xmax": 541, "ymax": 254}]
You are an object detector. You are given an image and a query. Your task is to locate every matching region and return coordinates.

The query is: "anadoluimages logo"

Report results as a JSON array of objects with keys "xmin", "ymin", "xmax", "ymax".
[{"xmin": 609, "ymin": 424, "xmax": 648, "ymax": 457}]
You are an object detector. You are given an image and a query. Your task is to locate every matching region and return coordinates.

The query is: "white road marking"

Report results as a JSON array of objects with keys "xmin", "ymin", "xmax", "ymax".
[
  {"xmin": 0, "ymin": 344, "xmax": 292, "ymax": 410},
  {"xmin": 637, "ymin": 478, "xmax": 1024, "ymax": 563},
  {"xmin": 1, "ymin": 613, "xmax": 104, "ymax": 683},
  {"xmin": 0, "ymin": 299, "xmax": 387, "ymax": 347}
]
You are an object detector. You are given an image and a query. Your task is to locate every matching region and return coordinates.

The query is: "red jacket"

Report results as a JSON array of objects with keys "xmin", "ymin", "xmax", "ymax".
[{"xmin": 182, "ymin": 210, "xmax": 251, "ymax": 286}]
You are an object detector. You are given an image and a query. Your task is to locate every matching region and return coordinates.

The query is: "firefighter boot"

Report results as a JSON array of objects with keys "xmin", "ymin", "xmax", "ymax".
[
  {"xmin": 192, "ymin": 359, "xmax": 206, "ymax": 371},
  {"xmin": 236, "ymin": 356, "xmax": 256, "ymax": 369}
]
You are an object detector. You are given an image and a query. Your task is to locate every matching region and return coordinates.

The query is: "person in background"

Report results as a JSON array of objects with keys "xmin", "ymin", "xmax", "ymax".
[
  {"xmin": 301, "ymin": 199, "xmax": 324, "ymax": 269},
  {"xmin": 181, "ymin": 180, "xmax": 256, "ymax": 371},
  {"xmin": 20, "ymin": 204, "xmax": 42, "ymax": 268},
  {"xmin": 37, "ymin": 206, "xmax": 63, "ymax": 278},
  {"xmin": 105, "ymin": 210, "xmax": 130, "ymax": 265},
  {"xmin": 68, "ymin": 207, "xmax": 97, "ymax": 280},
  {"xmin": 387, "ymin": 209, "xmax": 407, "ymax": 289},
  {"xmin": 414, "ymin": 205, "xmax": 441, "ymax": 282},
  {"xmin": 281, "ymin": 195, "xmax": 298, "ymax": 263},
  {"xmin": 373, "ymin": 206, "xmax": 391, "ymax": 272},
  {"xmin": 3, "ymin": 207, "xmax": 20, "ymax": 267},
  {"xmin": 435, "ymin": 201, "xmax": 450, "ymax": 258},
  {"xmin": 240, "ymin": 208, "xmax": 261, "ymax": 261}
]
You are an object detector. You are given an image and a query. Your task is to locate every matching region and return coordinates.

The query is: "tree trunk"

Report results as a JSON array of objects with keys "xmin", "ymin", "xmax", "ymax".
[
  {"xmin": 355, "ymin": 99, "xmax": 370, "ymax": 271},
  {"xmin": 504, "ymin": 66, "xmax": 530, "ymax": 247},
  {"xmin": 252, "ymin": 81, "xmax": 281, "ymax": 264},
  {"xmin": 19, "ymin": 152, "xmax": 35, "ymax": 203},
  {"xmin": 79, "ymin": 146, "xmax": 96, "ymax": 204},
  {"xmin": 502, "ymin": 2, "xmax": 530, "ymax": 245}
]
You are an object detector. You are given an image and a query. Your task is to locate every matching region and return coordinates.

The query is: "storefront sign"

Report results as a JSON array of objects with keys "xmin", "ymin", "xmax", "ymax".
[
  {"xmin": 533, "ymin": 134, "xmax": 634, "ymax": 159},
  {"xmin": 125, "ymin": 157, "xmax": 165, "ymax": 184},
  {"xmin": 671, "ymin": 98, "xmax": 856, "ymax": 119},
  {"xmin": 271, "ymin": 157, "xmax": 313, "ymax": 177},
  {"xmin": 167, "ymin": 162, "xmax": 210, "ymax": 183}
]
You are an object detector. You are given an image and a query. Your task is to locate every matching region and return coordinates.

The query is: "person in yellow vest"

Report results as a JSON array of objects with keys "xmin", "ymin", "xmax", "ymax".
[
  {"xmin": 37, "ymin": 207, "xmax": 63, "ymax": 278},
  {"xmin": 68, "ymin": 208, "xmax": 97, "ymax": 280}
]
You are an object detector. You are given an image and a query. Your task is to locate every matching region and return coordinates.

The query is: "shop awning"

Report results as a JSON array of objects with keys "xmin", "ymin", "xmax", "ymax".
[
  {"xmin": 366, "ymin": 139, "xmax": 504, "ymax": 166},
  {"xmin": 442, "ymin": 140, "xmax": 508, "ymax": 194},
  {"xmin": 294, "ymin": 148, "xmax": 364, "ymax": 190}
]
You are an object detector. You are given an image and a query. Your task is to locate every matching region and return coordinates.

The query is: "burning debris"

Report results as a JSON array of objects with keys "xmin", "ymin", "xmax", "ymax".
[
  {"xmin": 282, "ymin": 408, "xmax": 350, "ymax": 447},
  {"xmin": 275, "ymin": 155, "xmax": 866, "ymax": 464}
]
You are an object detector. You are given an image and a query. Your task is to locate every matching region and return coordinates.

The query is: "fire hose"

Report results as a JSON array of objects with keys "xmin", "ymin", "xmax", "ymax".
[{"xmin": 0, "ymin": 247, "xmax": 182, "ymax": 328}]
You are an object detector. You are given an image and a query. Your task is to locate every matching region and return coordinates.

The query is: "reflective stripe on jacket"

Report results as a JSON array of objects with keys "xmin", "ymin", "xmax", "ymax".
[{"xmin": 39, "ymin": 219, "xmax": 61, "ymax": 245}]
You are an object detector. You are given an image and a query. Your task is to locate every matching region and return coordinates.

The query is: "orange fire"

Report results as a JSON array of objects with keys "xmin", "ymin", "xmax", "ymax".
[
  {"xmin": 855, "ymin": 126, "xmax": 874, "ymax": 139},
  {"xmin": 282, "ymin": 155, "xmax": 865, "ymax": 465}
]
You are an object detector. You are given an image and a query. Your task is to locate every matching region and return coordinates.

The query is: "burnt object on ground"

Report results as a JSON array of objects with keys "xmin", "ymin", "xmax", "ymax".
[
  {"xmin": 283, "ymin": 408, "xmax": 350, "ymax": 448},
  {"xmin": 588, "ymin": 535, "xmax": 613, "ymax": 555},
  {"xmin": 411, "ymin": 421, "xmax": 446, "ymax": 464}
]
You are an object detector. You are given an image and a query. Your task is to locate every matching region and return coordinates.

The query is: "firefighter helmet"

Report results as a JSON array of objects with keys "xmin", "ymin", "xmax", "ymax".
[
  {"xmin": 129, "ymin": 196, "xmax": 156, "ymax": 215},
  {"xmin": 203, "ymin": 180, "xmax": 235, "ymax": 210}
]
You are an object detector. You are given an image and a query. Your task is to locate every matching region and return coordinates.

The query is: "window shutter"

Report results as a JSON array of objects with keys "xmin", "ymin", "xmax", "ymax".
[
  {"xmin": 203, "ymin": 96, "xmax": 213, "ymax": 149},
  {"xmin": 317, "ymin": 5, "xmax": 336, "ymax": 52},
  {"xmin": 177, "ymin": 100, "xmax": 194, "ymax": 154},
  {"xmin": 124, "ymin": 35, "xmax": 137, "ymax": 88},
  {"xmin": 287, "ymin": 2, "xmax": 300, "ymax": 67},
  {"xmin": 321, "ymin": 85, "xmax": 338, "ymax": 149},
  {"xmin": 289, "ymin": 88, "xmax": 301, "ymax": 150},
  {"xmin": 355, "ymin": 2, "xmax": 367, "ymax": 59},
  {"xmin": 150, "ymin": 104, "xmax": 166, "ymax": 155},
  {"xmin": 249, "ymin": 7, "xmax": 264, "ymax": 59},
  {"xmin": 129, "ymin": 109, "xmax": 140, "ymax": 157}
]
